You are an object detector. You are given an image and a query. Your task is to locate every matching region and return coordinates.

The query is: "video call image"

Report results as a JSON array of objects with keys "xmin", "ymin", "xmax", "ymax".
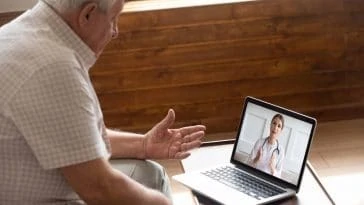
[{"xmin": 233, "ymin": 102, "xmax": 313, "ymax": 185}]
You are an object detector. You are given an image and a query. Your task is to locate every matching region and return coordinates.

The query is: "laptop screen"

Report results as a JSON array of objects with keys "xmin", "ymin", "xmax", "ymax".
[{"xmin": 232, "ymin": 97, "xmax": 316, "ymax": 187}]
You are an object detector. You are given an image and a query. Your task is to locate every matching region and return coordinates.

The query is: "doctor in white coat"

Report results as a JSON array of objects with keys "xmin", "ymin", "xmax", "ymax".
[{"xmin": 248, "ymin": 114, "xmax": 285, "ymax": 177}]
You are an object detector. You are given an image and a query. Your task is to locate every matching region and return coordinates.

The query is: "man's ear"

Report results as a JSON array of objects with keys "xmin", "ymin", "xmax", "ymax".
[{"xmin": 78, "ymin": 2, "xmax": 98, "ymax": 27}]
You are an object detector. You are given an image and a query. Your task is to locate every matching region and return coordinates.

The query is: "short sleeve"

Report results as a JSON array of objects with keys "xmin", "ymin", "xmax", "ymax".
[{"xmin": 9, "ymin": 64, "xmax": 108, "ymax": 169}]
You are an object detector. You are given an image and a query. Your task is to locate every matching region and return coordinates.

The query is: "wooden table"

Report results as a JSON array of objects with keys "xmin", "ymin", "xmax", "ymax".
[{"xmin": 179, "ymin": 141, "xmax": 335, "ymax": 205}]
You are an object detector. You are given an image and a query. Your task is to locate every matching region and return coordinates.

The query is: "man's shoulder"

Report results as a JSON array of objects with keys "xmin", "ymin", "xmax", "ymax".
[
  {"xmin": 0, "ymin": 9, "xmax": 77, "ymax": 63},
  {"xmin": 0, "ymin": 19, "xmax": 82, "ymax": 107},
  {"xmin": 0, "ymin": 27, "xmax": 78, "ymax": 69}
]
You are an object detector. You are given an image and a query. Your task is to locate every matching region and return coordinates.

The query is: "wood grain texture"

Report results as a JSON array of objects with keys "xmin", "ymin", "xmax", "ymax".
[
  {"xmin": 2, "ymin": 0, "xmax": 364, "ymax": 138},
  {"xmin": 96, "ymin": 0, "xmax": 364, "ymax": 136},
  {"xmin": 0, "ymin": 11, "xmax": 21, "ymax": 27}
]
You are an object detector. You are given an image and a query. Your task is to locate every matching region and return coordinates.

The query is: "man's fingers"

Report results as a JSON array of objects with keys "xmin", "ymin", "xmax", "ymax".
[
  {"xmin": 157, "ymin": 109, "xmax": 176, "ymax": 131},
  {"xmin": 182, "ymin": 131, "xmax": 205, "ymax": 143},
  {"xmin": 181, "ymin": 140, "xmax": 202, "ymax": 152},
  {"xmin": 175, "ymin": 152, "xmax": 191, "ymax": 159},
  {"xmin": 177, "ymin": 125, "xmax": 206, "ymax": 136}
]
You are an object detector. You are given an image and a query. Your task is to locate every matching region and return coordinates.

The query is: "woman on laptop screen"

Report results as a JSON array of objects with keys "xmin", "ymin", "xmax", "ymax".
[{"xmin": 248, "ymin": 114, "xmax": 285, "ymax": 177}]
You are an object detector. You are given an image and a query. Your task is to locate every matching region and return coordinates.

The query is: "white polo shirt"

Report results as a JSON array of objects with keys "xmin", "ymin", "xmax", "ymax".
[{"xmin": 0, "ymin": 1, "xmax": 110, "ymax": 204}]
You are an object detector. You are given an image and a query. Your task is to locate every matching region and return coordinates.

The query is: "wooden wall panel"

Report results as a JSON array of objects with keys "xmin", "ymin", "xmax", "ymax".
[
  {"xmin": 94, "ymin": 0, "xmax": 364, "ymax": 137},
  {"xmin": 103, "ymin": 86, "xmax": 364, "ymax": 134},
  {"xmin": 0, "ymin": 12, "xmax": 20, "ymax": 27},
  {"xmin": 110, "ymin": 13, "xmax": 364, "ymax": 51},
  {"xmin": 97, "ymin": 69, "xmax": 364, "ymax": 108},
  {"xmin": 1, "ymin": 0, "xmax": 364, "ymax": 139}
]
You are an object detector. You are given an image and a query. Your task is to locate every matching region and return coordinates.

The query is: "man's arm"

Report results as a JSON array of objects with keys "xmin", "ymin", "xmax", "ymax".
[
  {"xmin": 60, "ymin": 157, "xmax": 171, "ymax": 205},
  {"xmin": 106, "ymin": 109, "xmax": 206, "ymax": 160},
  {"xmin": 106, "ymin": 128, "xmax": 147, "ymax": 159}
]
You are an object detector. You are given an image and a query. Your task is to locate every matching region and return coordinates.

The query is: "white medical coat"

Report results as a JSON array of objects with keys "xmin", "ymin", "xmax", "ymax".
[{"xmin": 248, "ymin": 137, "xmax": 285, "ymax": 177}]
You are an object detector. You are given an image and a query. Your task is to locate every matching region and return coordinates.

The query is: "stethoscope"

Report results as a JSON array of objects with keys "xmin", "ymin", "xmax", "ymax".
[{"xmin": 261, "ymin": 137, "xmax": 280, "ymax": 158}]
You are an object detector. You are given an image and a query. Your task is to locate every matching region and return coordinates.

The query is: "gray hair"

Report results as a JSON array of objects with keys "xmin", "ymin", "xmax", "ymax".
[{"xmin": 42, "ymin": 0, "xmax": 117, "ymax": 13}]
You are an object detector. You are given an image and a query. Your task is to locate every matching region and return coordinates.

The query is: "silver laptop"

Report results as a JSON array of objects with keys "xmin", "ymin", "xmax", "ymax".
[{"xmin": 173, "ymin": 96, "xmax": 317, "ymax": 205}]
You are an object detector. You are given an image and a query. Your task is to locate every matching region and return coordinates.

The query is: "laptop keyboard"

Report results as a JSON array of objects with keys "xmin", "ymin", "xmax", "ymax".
[{"xmin": 202, "ymin": 166, "xmax": 285, "ymax": 200}]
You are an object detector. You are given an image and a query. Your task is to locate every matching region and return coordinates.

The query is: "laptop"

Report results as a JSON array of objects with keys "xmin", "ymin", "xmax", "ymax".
[{"xmin": 173, "ymin": 96, "xmax": 317, "ymax": 205}]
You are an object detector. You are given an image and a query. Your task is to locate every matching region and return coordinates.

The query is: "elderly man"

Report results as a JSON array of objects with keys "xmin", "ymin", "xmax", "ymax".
[{"xmin": 0, "ymin": 0, "xmax": 206, "ymax": 204}]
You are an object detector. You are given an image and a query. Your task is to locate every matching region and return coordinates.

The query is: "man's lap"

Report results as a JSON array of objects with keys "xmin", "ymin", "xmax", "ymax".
[{"xmin": 110, "ymin": 159, "xmax": 172, "ymax": 199}]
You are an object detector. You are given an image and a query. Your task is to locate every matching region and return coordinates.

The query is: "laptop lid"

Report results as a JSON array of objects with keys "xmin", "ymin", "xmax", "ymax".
[{"xmin": 230, "ymin": 96, "xmax": 317, "ymax": 192}]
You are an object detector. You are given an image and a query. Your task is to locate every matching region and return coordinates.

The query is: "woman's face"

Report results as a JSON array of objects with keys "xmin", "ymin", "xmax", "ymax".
[{"xmin": 270, "ymin": 117, "xmax": 283, "ymax": 139}]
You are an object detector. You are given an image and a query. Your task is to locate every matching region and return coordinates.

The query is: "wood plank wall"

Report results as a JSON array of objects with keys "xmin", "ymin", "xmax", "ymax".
[
  {"xmin": 1, "ymin": 0, "xmax": 364, "ymax": 138},
  {"xmin": 0, "ymin": 12, "xmax": 20, "ymax": 26}
]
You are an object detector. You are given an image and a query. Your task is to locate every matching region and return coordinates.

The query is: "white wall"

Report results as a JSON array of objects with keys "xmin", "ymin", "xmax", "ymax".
[{"xmin": 0, "ymin": 0, "xmax": 38, "ymax": 13}]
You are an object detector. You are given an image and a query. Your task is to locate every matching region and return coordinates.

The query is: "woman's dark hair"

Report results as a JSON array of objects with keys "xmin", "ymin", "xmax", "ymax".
[{"xmin": 271, "ymin": 114, "xmax": 284, "ymax": 130}]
